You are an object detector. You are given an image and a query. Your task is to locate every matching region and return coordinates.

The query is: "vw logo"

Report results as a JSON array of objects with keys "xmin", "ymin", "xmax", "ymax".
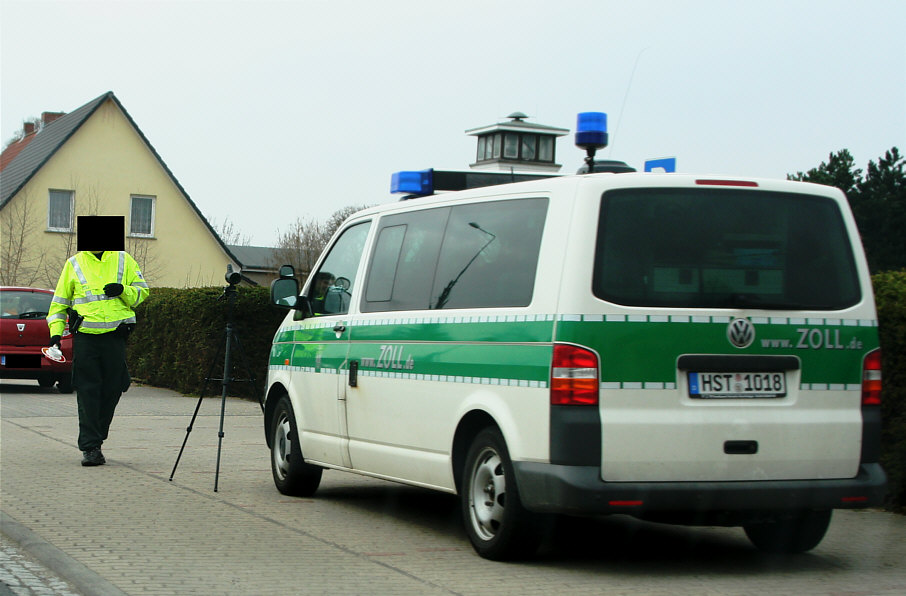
[{"xmin": 727, "ymin": 318, "xmax": 755, "ymax": 349}]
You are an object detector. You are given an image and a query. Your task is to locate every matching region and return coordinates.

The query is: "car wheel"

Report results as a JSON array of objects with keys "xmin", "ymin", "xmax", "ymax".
[
  {"xmin": 460, "ymin": 427, "xmax": 541, "ymax": 560},
  {"xmin": 57, "ymin": 375, "xmax": 73, "ymax": 393},
  {"xmin": 744, "ymin": 509, "xmax": 832, "ymax": 553},
  {"xmin": 270, "ymin": 394, "xmax": 322, "ymax": 497}
]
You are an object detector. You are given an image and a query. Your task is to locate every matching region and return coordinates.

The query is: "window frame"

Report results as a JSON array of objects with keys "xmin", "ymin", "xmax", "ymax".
[
  {"xmin": 129, "ymin": 195, "xmax": 156, "ymax": 238},
  {"xmin": 474, "ymin": 132, "xmax": 555, "ymax": 164},
  {"xmin": 47, "ymin": 189, "xmax": 74, "ymax": 232}
]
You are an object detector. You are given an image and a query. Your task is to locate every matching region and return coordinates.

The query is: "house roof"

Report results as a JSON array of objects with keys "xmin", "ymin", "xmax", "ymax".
[
  {"xmin": 1, "ymin": 93, "xmax": 109, "ymax": 207},
  {"xmin": 0, "ymin": 91, "xmax": 239, "ymax": 265},
  {"xmin": 227, "ymin": 245, "xmax": 279, "ymax": 271},
  {"xmin": 0, "ymin": 133, "xmax": 37, "ymax": 172}
]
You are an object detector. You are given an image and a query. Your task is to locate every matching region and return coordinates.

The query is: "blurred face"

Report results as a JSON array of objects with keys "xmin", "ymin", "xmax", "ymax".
[{"xmin": 316, "ymin": 276, "xmax": 333, "ymax": 295}]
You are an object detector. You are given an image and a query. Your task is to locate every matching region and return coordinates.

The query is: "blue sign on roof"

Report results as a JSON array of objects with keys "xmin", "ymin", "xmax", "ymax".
[{"xmin": 644, "ymin": 157, "xmax": 677, "ymax": 173}]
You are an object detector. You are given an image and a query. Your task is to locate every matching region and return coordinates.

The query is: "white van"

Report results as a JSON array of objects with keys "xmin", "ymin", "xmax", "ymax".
[{"xmin": 265, "ymin": 168, "xmax": 886, "ymax": 560}]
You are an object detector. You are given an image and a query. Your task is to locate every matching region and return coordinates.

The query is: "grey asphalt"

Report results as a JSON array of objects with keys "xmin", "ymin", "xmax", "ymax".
[{"xmin": 2, "ymin": 379, "xmax": 906, "ymax": 596}]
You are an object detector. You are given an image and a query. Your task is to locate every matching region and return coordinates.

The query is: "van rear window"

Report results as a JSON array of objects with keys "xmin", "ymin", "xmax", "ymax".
[{"xmin": 593, "ymin": 189, "xmax": 861, "ymax": 310}]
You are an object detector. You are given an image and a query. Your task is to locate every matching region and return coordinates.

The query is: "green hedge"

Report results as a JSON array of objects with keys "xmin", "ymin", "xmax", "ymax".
[
  {"xmin": 127, "ymin": 286, "xmax": 285, "ymax": 400},
  {"xmin": 874, "ymin": 270, "xmax": 906, "ymax": 512},
  {"xmin": 126, "ymin": 276, "xmax": 906, "ymax": 511}
]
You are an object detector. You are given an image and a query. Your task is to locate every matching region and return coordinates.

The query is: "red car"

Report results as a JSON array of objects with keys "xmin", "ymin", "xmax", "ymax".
[{"xmin": 0, "ymin": 286, "xmax": 73, "ymax": 392}]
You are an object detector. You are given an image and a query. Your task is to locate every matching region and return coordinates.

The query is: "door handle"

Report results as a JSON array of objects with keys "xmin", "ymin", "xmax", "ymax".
[
  {"xmin": 333, "ymin": 324, "xmax": 346, "ymax": 333},
  {"xmin": 348, "ymin": 360, "xmax": 358, "ymax": 387},
  {"xmin": 724, "ymin": 440, "xmax": 758, "ymax": 455}
]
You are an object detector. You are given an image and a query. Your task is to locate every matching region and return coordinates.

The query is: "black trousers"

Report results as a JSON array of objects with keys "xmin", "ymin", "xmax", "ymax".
[{"xmin": 72, "ymin": 331, "xmax": 131, "ymax": 451}]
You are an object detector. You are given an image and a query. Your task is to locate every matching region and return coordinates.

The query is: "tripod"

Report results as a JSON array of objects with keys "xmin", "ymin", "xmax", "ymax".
[{"xmin": 170, "ymin": 280, "xmax": 260, "ymax": 491}]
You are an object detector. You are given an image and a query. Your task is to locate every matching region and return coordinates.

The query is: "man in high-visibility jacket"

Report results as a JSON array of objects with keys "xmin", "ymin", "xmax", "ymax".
[{"xmin": 47, "ymin": 249, "xmax": 149, "ymax": 466}]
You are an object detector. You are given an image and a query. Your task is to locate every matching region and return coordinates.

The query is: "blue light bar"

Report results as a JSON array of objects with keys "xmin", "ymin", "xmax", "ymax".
[
  {"xmin": 390, "ymin": 169, "xmax": 434, "ymax": 195},
  {"xmin": 575, "ymin": 112, "xmax": 608, "ymax": 149}
]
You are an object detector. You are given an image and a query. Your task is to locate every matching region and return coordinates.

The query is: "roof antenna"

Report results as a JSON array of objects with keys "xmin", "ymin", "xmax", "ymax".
[{"xmin": 610, "ymin": 46, "xmax": 650, "ymax": 156}]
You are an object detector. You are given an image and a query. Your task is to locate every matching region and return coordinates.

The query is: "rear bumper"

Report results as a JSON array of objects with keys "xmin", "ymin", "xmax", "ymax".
[
  {"xmin": 0, "ymin": 347, "xmax": 72, "ymax": 379},
  {"xmin": 514, "ymin": 461, "xmax": 888, "ymax": 516}
]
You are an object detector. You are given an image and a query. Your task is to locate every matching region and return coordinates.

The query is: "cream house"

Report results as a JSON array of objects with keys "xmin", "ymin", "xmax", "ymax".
[{"xmin": 1, "ymin": 91, "xmax": 244, "ymax": 288}]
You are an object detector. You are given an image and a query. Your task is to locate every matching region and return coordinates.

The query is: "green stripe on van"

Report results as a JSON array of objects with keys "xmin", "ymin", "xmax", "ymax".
[
  {"xmin": 556, "ymin": 318, "xmax": 879, "ymax": 385},
  {"xmin": 271, "ymin": 315, "xmax": 879, "ymax": 387},
  {"xmin": 349, "ymin": 342, "xmax": 551, "ymax": 385},
  {"xmin": 271, "ymin": 318, "xmax": 555, "ymax": 385}
]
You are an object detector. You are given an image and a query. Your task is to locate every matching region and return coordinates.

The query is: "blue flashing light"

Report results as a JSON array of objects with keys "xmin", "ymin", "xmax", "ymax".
[
  {"xmin": 391, "ymin": 169, "xmax": 434, "ymax": 195},
  {"xmin": 575, "ymin": 112, "xmax": 608, "ymax": 149}
]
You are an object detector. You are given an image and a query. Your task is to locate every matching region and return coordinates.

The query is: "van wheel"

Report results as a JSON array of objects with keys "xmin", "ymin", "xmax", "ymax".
[
  {"xmin": 744, "ymin": 509, "xmax": 832, "ymax": 553},
  {"xmin": 270, "ymin": 395, "xmax": 322, "ymax": 496},
  {"xmin": 461, "ymin": 427, "xmax": 540, "ymax": 560}
]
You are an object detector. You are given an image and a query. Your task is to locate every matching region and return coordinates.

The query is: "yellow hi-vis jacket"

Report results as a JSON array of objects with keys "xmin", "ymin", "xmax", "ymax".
[{"xmin": 47, "ymin": 251, "xmax": 150, "ymax": 336}]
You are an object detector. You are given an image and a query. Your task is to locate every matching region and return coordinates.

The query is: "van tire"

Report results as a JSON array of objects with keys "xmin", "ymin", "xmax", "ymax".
[
  {"xmin": 461, "ymin": 427, "xmax": 540, "ymax": 560},
  {"xmin": 744, "ymin": 509, "xmax": 832, "ymax": 553},
  {"xmin": 270, "ymin": 395, "xmax": 322, "ymax": 497}
]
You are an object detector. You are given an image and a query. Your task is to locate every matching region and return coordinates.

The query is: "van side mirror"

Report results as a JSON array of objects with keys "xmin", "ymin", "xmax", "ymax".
[{"xmin": 270, "ymin": 275, "xmax": 300, "ymax": 309}]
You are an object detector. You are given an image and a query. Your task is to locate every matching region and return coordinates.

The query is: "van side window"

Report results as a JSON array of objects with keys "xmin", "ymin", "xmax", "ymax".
[
  {"xmin": 362, "ymin": 208, "xmax": 449, "ymax": 312},
  {"xmin": 361, "ymin": 198, "xmax": 548, "ymax": 312},
  {"xmin": 306, "ymin": 221, "xmax": 371, "ymax": 316}
]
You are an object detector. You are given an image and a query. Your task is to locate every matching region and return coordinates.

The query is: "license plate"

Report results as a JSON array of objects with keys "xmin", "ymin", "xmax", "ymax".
[{"xmin": 688, "ymin": 371, "xmax": 786, "ymax": 398}]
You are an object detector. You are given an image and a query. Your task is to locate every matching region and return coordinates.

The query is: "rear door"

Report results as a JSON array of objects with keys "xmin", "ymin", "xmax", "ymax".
[{"xmin": 557, "ymin": 183, "xmax": 878, "ymax": 482}]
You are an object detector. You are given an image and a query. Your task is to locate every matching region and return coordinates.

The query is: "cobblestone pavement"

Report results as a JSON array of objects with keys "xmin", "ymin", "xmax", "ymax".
[{"xmin": 2, "ymin": 379, "xmax": 905, "ymax": 595}]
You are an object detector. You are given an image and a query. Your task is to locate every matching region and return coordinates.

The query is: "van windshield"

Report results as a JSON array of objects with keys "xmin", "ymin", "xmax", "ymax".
[{"xmin": 593, "ymin": 188, "xmax": 861, "ymax": 310}]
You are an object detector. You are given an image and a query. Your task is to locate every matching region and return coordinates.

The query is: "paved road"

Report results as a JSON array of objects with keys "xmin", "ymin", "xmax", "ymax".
[{"xmin": 2, "ymin": 379, "xmax": 905, "ymax": 595}]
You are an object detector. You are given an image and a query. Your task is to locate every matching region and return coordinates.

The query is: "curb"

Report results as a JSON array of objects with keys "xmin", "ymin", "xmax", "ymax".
[{"xmin": 0, "ymin": 511, "xmax": 128, "ymax": 596}]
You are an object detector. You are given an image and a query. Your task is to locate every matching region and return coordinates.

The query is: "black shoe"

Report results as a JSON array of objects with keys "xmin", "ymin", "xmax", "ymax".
[{"xmin": 81, "ymin": 448, "xmax": 106, "ymax": 466}]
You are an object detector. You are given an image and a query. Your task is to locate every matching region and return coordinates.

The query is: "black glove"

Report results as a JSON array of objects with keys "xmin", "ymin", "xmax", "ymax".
[
  {"xmin": 104, "ymin": 283, "xmax": 124, "ymax": 297},
  {"xmin": 49, "ymin": 335, "xmax": 61, "ymax": 348}
]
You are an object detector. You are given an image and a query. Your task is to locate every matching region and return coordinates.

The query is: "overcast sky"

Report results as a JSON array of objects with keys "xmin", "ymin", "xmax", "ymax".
[{"xmin": 2, "ymin": 0, "xmax": 904, "ymax": 246}]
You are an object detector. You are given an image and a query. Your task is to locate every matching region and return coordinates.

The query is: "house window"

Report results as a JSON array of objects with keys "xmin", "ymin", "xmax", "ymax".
[
  {"xmin": 130, "ymin": 195, "xmax": 155, "ymax": 236},
  {"xmin": 539, "ymin": 136, "xmax": 554, "ymax": 162},
  {"xmin": 475, "ymin": 133, "xmax": 555, "ymax": 163},
  {"xmin": 521, "ymin": 135, "xmax": 537, "ymax": 160},
  {"xmin": 47, "ymin": 190, "xmax": 73, "ymax": 231},
  {"xmin": 503, "ymin": 133, "xmax": 519, "ymax": 159},
  {"xmin": 492, "ymin": 133, "xmax": 502, "ymax": 159}
]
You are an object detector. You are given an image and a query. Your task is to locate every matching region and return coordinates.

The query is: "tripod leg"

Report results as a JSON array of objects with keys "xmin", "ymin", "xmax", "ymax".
[
  {"xmin": 170, "ymin": 325, "xmax": 223, "ymax": 481},
  {"xmin": 169, "ymin": 393, "xmax": 206, "ymax": 481},
  {"xmin": 214, "ymin": 322, "xmax": 234, "ymax": 492}
]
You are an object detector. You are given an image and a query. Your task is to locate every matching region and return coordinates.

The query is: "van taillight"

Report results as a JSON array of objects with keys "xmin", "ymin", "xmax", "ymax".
[
  {"xmin": 862, "ymin": 349, "xmax": 882, "ymax": 406},
  {"xmin": 550, "ymin": 344, "xmax": 599, "ymax": 406}
]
